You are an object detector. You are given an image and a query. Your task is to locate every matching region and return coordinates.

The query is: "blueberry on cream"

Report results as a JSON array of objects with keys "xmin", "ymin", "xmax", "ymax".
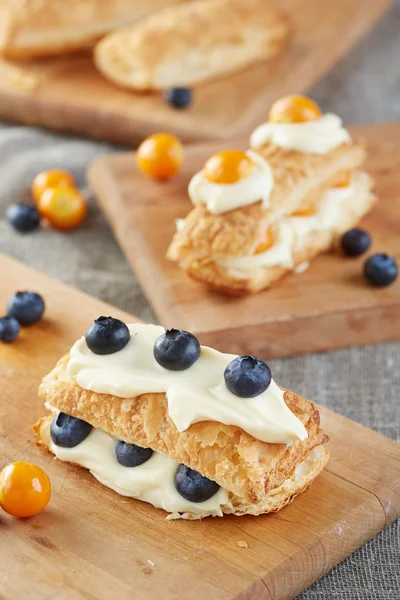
[
  {"xmin": 175, "ymin": 464, "xmax": 220, "ymax": 503},
  {"xmin": 224, "ymin": 356, "xmax": 272, "ymax": 398},
  {"xmin": 50, "ymin": 413, "xmax": 92, "ymax": 448},
  {"xmin": 7, "ymin": 291, "xmax": 45, "ymax": 325},
  {"xmin": 153, "ymin": 328, "xmax": 200, "ymax": 371},
  {"xmin": 115, "ymin": 441, "xmax": 153, "ymax": 467},
  {"xmin": 85, "ymin": 316, "xmax": 130, "ymax": 355}
]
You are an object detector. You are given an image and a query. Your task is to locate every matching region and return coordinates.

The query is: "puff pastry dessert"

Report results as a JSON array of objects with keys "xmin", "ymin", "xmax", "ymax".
[
  {"xmin": 94, "ymin": 0, "xmax": 291, "ymax": 90},
  {"xmin": 0, "ymin": 0, "xmax": 184, "ymax": 60},
  {"xmin": 167, "ymin": 95, "xmax": 376, "ymax": 294},
  {"xmin": 35, "ymin": 319, "xmax": 329, "ymax": 519}
]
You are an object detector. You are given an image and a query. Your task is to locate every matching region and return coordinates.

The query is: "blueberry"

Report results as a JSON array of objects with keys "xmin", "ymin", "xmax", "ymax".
[
  {"xmin": 6, "ymin": 203, "xmax": 40, "ymax": 233},
  {"xmin": 7, "ymin": 291, "xmax": 45, "ymax": 325},
  {"xmin": 50, "ymin": 413, "xmax": 92, "ymax": 448},
  {"xmin": 115, "ymin": 441, "xmax": 153, "ymax": 467},
  {"xmin": 224, "ymin": 355, "xmax": 271, "ymax": 398},
  {"xmin": 0, "ymin": 316, "xmax": 20, "ymax": 343},
  {"xmin": 153, "ymin": 329, "xmax": 200, "ymax": 371},
  {"xmin": 85, "ymin": 316, "xmax": 130, "ymax": 355},
  {"xmin": 364, "ymin": 253, "xmax": 398, "ymax": 287},
  {"xmin": 164, "ymin": 87, "xmax": 192, "ymax": 109},
  {"xmin": 341, "ymin": 228, "xmax": 371, "ymax": 257},
  {"xmin": 175, "ymin": 464, "xmax": 219, "ymax": 503}
]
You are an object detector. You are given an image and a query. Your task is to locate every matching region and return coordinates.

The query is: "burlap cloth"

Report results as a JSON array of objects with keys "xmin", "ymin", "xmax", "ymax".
[{"xmin": 0, "ymin": 3, "xmax": 399, "ymax": 598}]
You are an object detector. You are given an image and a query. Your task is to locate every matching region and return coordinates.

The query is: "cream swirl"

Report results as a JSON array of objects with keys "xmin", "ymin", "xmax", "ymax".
[
  {"xmin": 250, "ymin": 114, "xmax": 351, "ymax": 154},
  {"xmin": 188, "ymin": 150, "xmax": 273, "ymax": 215},
  {"xmin": 217, "ymin": 183, "xmax": 354, "ymax": 274},
  {"xmin": 67, "ymin": 323, "xmax": 307, "ymax": 444}
]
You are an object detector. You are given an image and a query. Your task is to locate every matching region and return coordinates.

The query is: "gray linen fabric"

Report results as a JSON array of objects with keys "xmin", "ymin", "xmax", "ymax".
[{"xmin": 0, "ymin": 2, "xmax": 399, "ymax": 598}]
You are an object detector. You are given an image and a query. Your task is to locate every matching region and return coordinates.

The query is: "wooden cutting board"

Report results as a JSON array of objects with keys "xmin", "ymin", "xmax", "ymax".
[
  {"xmin": 0, "ymin": 0, "xmax": 391, "ymax": 145},
  {"xmin": 88, "ymin": 122, "xmax": 400, "ymax": 359},
  {"xmin": 0, "ymin": 252, "xmax": 399, "ymax": 600}
]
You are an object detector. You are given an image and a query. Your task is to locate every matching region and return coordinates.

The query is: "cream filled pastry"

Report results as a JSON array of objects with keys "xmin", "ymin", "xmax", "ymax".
[
  {"xmin": 35, "ymin": 319, "xmax": 329, "ymax": 518},
  {"xmin": 167, "ymin": 94, "xmax": 376, "ymax": 295}
]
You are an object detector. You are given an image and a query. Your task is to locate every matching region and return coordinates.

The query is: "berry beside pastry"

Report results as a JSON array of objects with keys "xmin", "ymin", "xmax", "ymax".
[
  {"xmin": 167, "ymin": 95, "xmax": 376, "ymax": 294},
  {"xmin": 35, "ymin": 318, "xmax": 329, "ymax": 520}
]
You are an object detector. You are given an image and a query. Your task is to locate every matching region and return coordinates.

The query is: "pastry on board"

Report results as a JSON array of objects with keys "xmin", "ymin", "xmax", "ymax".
[
  {"xmin": 35, "ymin": 319, "xmax": 329, "ymax": 519},
  {"xmin": 167, "ymin": 95, "xmax": 376, "ymax": 295},
  {"xmin": 0, "ymin": 0, "xmax": 184, "ymax": 60},
  {"xmin": 94, "ymin": 0, "xmax": 291, "ymax": 90}
]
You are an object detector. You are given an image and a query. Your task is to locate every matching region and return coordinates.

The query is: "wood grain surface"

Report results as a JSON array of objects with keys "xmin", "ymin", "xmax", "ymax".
[
  {"xmin": 0, "ymin": 0, "xmax": 391, "ymax": 145},
  {"xmin": 0, "ymin": 253, "xmax": 399, "ymax": 600},
  {"xmin": 89, "ymin": 122, "xmax": 400, "ymax": 359}
]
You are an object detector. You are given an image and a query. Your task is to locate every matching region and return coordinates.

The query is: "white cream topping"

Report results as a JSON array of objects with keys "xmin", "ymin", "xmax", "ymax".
[
  {"xmin": 67, "ymin": 323, "xmax": 307, "ymax": 444},
  {"xmin": 47, "ymin": 420, "xmax": 230, "ymax": 518},
  {"xmin": 217, "ymin": 184, "xmax": 353, "ymax": 274},
  {"xmin": 188, "ymin": 150, "xmax": 274, "ymax": 215},
  {"xmin": 250, "ymin": 113, "xmax": 351, "ymax": 155}
]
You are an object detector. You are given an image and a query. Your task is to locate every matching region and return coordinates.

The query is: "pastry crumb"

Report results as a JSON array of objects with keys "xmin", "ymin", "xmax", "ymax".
[
  {"xmin": 147, "ymin": 560, "xmax": 155, "ymax": 567},
  {"xmin": 236, "ymin": 540, "xmax": 248, "ymax": 548},
  {"xmin": 142, "ymin": 567, "xmax": 153, "ymax": 575}
]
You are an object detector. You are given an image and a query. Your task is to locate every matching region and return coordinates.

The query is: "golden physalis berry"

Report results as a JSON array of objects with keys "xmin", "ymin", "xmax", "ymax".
[
  {"xmin": 136, "ymin": 133, "xmax": 183, "ymax": 180},
  {"xmin": 32, "ymin": 170, "xmax": 75, "ymax": 205},
  {"xmin": 255, "ymin": 228, "xmax": 275, "ymax": 254},
  {"xmin": 0, "ymin": 462, "xmax": 51, "ymax": 518},
  {"xmin": 204, "ymin": 150, "xmax": 254, "ymax": 185},
  {"xmin": 38, "ymin": 185, "xmax": 87, "ymax": 230},
  {"xmin": 269, "ymin": 95, "xmax": 322, "ymax": 124},
  {"xmin": 335, "ymin": 172, "xmax": 351, "ymax": 188}
]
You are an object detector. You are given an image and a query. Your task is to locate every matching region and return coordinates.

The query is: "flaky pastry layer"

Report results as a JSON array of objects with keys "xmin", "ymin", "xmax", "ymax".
[
  {"xmin": 38, "ymin": 353, "xmax": 329, "ymax": 505},
  {"xmin": 35, "ymin": 413, "xmax": 329, "ymax": 517},
  {"xmin": 0, "ymin": 0, "xmax": 183, "ymax": 59},
  {"xmin": 169, "ymin": 170, "xmax": 376, "ymax": 294},
  {"xmin": 94, "ymin": 0, "xmax": 291, "ymax": 90}
]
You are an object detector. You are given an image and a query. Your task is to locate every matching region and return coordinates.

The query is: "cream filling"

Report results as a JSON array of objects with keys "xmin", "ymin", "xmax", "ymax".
[
  {"xmin": 188, "ymin": 151, "xmax": 274, "ymax": 215},
  {"xmin": 67, "ymin": 323, "xmax": 307, "ymax": 444},
  {"xmin": 250, "ymin": 113, "xmax": 351, "ymax": 154},
  {"xmin": 216, "ymin": 184, "xmax": 353, "ymax": 274},
  {"xmin": 47, "ymin": 417, "xmax": 231, "ymax": 519}
]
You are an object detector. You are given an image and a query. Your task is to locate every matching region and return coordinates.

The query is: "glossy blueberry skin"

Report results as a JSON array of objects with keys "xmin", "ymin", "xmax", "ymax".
[
  {"xmin": 153, "ymin": 329, "xmax": 200, "ymax": 371},
  {"xmin": 85, "ymin": 316, "xmax": 130, "ymax": 355},
  {"xmin": 364, "ymin": 253, "xmax": 398, "ymax": 287},
  {"xmin": 50, "ymin": 413, "xmax": 92, "ymax": 448},
  {"xmin": 164, "ymin": 87, "xmax": 192, "ymax": 109},
  {"xmin": 224, "ymin": 355, "xmax": 272, "ymax": 398},
  {"xmin": 0, "ymin": 316, "xmax": 20, "ymax": 343},
  {"xmin": 7, "ymin": 291, "xmax": 45, "ymax": 325},
  {"xmin": 341, "ymin": 228, "xmax": 371, "ymax": 257},
  {"xmin": 175, "ymin": 464, "xmax": 219, "ymax": 503},
  {"xmin": 6, "ymin": 203, "xmax": 40, "ymax": 233},
  {"xmin": 115, "ymin": 441, "xmax": 153, "ymax": 467}
]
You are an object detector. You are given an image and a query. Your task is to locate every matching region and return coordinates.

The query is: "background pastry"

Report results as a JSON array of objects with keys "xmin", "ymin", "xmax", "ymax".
[
  {"xmin": 94, "ymin": 0, "xmax": 291, "ymax": 90},
  {"xmin": 0, "ymin": 0, "xmax": 185, "ymax": 60},
  {"xmin": 167, "ymin": 95, "xmax": 375, "ymax": 294}
]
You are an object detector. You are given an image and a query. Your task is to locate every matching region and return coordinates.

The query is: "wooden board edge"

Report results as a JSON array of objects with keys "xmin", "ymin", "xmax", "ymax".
[{"xmin": 236, "ymin": 480, "xmax": 387, "ymax": 600}]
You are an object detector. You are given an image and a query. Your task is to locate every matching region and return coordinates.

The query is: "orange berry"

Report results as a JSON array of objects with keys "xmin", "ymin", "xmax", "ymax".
[
  {"xmin": 38, "ymin": 185, "xmax": 87, "ymax": 230},
  {"xmin": 269, "ymin": 95, "xmax": 322, "ymax": 124},
  {"xmin": 136, "ymin": 133, "xmax": 183, "ymax": 180},
  {"xmin": 255, "ymin": 228, "xmax": 275, "ymax": 254},
  {"xmin": 204, "ymin": 150, "xmax": 254, "ymax": 185},
  {"xmin": 335, "ymin": 171, "xmax": 351, "ymax": 188},
  {"xmin": 0, "ymin": 462, "xmax": 51, "ymax": 518},
  {"xmin": 32, "ymin": 170, "xmax": 75, "ymax": 205}
]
